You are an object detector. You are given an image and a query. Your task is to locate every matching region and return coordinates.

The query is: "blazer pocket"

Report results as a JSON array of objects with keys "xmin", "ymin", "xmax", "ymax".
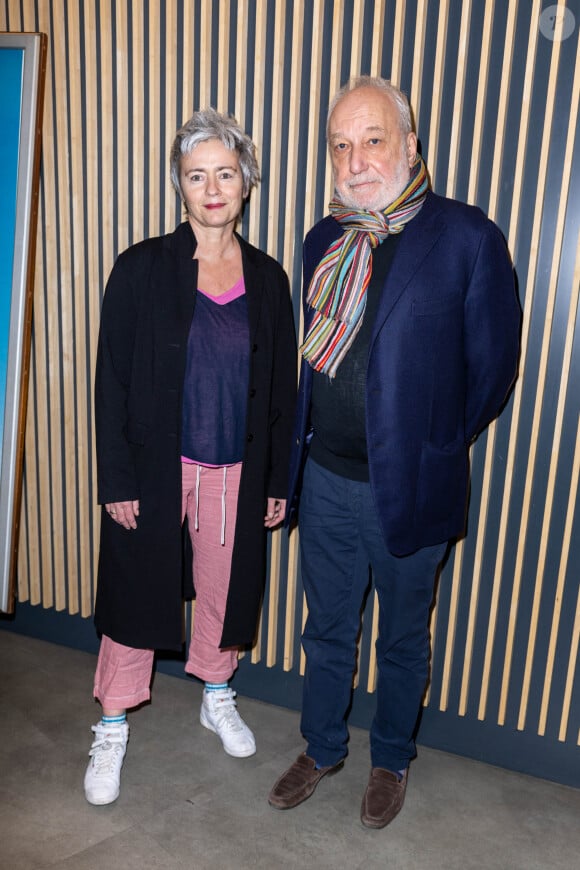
[
  {"xmin": 414, "ymin": 439, "xmax": 468, "ymax": 527},
  {"xmin": 412, "ymin": 295, "xmax": 461, "ymax": 317}
]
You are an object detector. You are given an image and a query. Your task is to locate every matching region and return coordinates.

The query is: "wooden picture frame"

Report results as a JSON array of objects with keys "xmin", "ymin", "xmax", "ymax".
[{"xmin": 0, "ymin": 32, "xmax": 47, "ymax": 612}]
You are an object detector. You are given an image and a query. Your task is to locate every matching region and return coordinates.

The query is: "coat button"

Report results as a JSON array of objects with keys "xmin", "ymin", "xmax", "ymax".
[
  {"xmin": 247, "ymin": 433, "xmax": 254, "ymax": 442},
  {"xmin": 252, "ymin": 343, "xmax": 258, "ymax": 352},
  {"xmin": 250, "ymin": 388, "xmax": 256, "ymax": 397}
]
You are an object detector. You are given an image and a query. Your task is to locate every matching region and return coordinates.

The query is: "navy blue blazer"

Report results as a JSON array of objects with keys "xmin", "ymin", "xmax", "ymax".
[{"xmin": 287, "ymin": 191, "xmax": 521, "ymax": 555}]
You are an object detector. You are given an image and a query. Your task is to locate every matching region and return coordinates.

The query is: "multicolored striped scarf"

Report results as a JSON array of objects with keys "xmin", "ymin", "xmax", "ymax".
[{"xmin": 301, "ymin": 155, "xmax": 428, "ymax": 378}]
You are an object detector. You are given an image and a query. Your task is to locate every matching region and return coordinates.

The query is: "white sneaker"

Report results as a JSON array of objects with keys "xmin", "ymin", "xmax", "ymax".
[
  {"xmin": 200, "ymin": 688, "xmax": 256, "ymax": 758},
  {"xmin": 84, "ymin": 721, "xmax": 129, "ymax": 805}
]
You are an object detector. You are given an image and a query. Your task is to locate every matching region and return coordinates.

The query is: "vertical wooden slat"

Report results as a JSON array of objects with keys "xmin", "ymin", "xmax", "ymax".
[
  {"xmin": 466, "ymin": 2, "xmax": 494, "ymax": 204},
  {"xmin": 216, "ymin": 0, "xmax": 230, "ymax": 112},
  {"xmin": 100, "ymin": 0, "xmax": 115, "ymax": 268},
  {"xmin": 323, "ymin": 1, "xmax": 345, "ymax": 216},
  {"xmin": 409, "ymin": 0, "xmax": 428, "ymax": 134},
  {"xmin": 234, "ymin": 0, "xmax": 248, "ymax": 125},
  {"xmin": 389, "ymin": 0, "xmax": 406, "ymax": 85},
  {"xmin": 439, "ymin": 544, "xmax": 465, "ymax": 710},
  {"xmin": 85, "ymin": 0, "xmax": 101, "ymax": 610},
  {"xmin": 366, "ymin": 590, "xmax": 379, "ymax": 692},
  {"xmin": 349, "ymin": 0, "xmax": 365, "ymax": 77},
  {"xmin": 424, "ymin": 0, "xmax": 449, "ymax": 187},
  {"xmin": 303, "ymin": 0, "xmax": 325, "ymax": 235},
  {"xmin": 66, "ymin": 0, "xmax": 86, "ymax": 616},
  {"xmin": 147, "ymin": 3, "xmax": 161, "ymax": 237},
  {"xmin": 182, "ymin": 0, "xmax": 195, "ymax": 120},
  {"xmin": 369, "ymin": 0, "xmax": 386, "ymax": 76},
  {"xmin": 247, "ymin": 0, "xmax": 267, "ymax": 249},
  {"xmin": 131, "ymin": 0, "xmax": 146, "ymax": 242},
  {"xmin": 49, "ymin": 0, "xmax": 72, "ymax": 612},
  {"xmin": 199, "ymin": 0, "xmax": 212, "ymax": 110},
  {"xmin": 115, "ymin": 3, "xmax": 130, "ymax": 254},
  {"xmin": 445, "ymin": 0, "xmax": 471, "ymax": 197},
  {"xmin": 558, "ymin": 522, "xmax": 580, "ymax": 742},
  {"xmin": 164, "ymin": 0, "xmax": 178, "ymax": 233}
]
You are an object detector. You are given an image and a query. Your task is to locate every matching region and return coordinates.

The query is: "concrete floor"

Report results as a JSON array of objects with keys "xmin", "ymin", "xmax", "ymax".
[{"xmin": 1, "ymin": 631, "xmax": 579, "ymax": 870}]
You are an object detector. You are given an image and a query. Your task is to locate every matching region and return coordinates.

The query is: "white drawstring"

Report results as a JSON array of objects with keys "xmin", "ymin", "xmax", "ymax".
[
  {"xmin": 192, "ymin": 463, "xmax": 228, "ymax": 545},
  {"xmin": 195, "ymin": 464, "xmax": 201, "ymax": 531},
  {"xmin": 221, "ymin": 466, "xmax": 227, "ymax": 546}
]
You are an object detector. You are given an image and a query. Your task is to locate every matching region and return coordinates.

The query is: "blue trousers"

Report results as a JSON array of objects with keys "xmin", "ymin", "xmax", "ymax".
[{"xmin": 299, "ymin": 459, "xmax": 447, "ymax": 771}]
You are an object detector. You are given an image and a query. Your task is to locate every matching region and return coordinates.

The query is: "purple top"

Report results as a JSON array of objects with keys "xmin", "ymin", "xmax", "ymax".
[{"xmin": 181, "ymin": 277, "xmax": 250, "ymax": 466}]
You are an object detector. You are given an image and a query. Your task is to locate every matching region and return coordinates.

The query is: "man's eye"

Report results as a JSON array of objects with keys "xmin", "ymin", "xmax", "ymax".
[
  {"xmin": 335, "ymin": 142, "xmax": 348, "ymax": 151},
  {"xmin": 368, "ymin": 138, "xmax": 380, "ymax": 145}
]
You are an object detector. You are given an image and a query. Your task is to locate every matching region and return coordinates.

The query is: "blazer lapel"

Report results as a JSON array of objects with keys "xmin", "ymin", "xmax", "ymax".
[{"xmin": 372, "ymin": 193, "xmax": 446, "ymax": 338}]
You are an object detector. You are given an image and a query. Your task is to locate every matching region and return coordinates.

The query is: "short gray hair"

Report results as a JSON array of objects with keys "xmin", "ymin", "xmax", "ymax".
[
  {"xmin": 327, "ymin": 76, "xmax": 413, "ymax": 139},
  {"xmin": 170, "ymin": 108, "xmax": 260, "ymax": 199}
]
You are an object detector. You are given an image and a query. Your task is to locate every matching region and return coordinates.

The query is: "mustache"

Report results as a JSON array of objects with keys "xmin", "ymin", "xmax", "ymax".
[{"xmin": 346, "ymin": 175, "xmax": 381, "ymax": 188}]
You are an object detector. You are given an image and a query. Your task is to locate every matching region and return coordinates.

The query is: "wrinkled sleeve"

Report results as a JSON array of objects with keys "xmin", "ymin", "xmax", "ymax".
[
  {"xmin": 94, "ymin": 253, "xmax": 140, "ymax": 504},
  {"xmin": 464, "ymin": 220, "xmax": 521, "ymax": 441}
]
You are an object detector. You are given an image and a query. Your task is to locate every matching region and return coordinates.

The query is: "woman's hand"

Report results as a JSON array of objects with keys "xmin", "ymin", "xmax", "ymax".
[
  {"xmin": 105, "ymin": 500, "xmax": 140, "ymax": 530},
  {"xmin": 264, "ymin": 498, "xmax": 285, "ymax": 529}
]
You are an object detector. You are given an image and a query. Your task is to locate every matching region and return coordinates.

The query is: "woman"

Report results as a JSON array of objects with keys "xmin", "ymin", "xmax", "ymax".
[{"xmin": 84, "ymin": 109, "xmax": 296, "ymax": 806}]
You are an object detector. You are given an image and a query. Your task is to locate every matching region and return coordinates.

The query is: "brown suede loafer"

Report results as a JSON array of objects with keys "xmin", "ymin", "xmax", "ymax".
[
  {"xmin": 360, "ymin": 767, "xmax": 408, "ymax": 829},
  {"xmin": 268, "ymin": 752, "xmax": 344, "ymax": 809}
]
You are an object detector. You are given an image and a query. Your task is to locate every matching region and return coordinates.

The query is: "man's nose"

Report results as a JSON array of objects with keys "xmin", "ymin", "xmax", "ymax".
[{"xmin": 349, "ymin": 144, "xmax": 368, "ymax": 174}]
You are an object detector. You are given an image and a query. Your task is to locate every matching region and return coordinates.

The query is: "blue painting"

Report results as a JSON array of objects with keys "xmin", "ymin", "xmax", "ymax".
[{"xmin": 0, "ymin": 48, "xmax": 24, "ymax": 469}]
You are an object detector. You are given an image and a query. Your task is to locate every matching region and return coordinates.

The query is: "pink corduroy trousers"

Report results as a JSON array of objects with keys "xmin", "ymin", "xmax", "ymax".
[{"xmin": 93, "ymin": 462, "xmax": 242, "ymax": 710}]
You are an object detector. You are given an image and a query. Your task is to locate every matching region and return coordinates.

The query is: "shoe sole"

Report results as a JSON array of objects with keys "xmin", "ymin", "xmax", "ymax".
[
  {"xmin": 200, "ymin": 709, "xmax": 256, "ymax": 758},
  {"xmin": 85, "ymin": 789, "xmax": 120, "ymax": 806}
]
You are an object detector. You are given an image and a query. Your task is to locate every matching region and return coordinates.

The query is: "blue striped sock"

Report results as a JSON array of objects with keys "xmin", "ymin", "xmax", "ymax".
[
  {"xmin": 102, "ymin": 713, "xmax": 126, "ymax": 725},
  {"xmin": 205, "ymin": 682, "xmax": 228, "ymax": 692}
]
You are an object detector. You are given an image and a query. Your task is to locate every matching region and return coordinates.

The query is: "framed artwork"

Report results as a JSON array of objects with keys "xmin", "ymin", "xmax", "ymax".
[{"xmin": 0, "ymin": 33, "xmax": 47, "ymax": 612}]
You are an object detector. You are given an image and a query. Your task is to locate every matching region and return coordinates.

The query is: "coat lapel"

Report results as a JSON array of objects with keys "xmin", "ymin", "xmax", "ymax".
[
  {"xmin": 371, "ymin": 192, "xmax": 446, "ymax": 339},
  {"xmin": 238, "ymin": 234, "xmax": 264, "ymax": 342}
]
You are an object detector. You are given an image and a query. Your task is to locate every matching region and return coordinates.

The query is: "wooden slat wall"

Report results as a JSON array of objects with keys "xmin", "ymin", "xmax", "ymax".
[{"xmin": 2, "ymin": 0, "xmax": 579, "ymax": 771}]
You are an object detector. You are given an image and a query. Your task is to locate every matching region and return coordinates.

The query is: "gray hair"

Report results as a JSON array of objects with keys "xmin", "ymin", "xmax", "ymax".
[
  {"xmin": 326, "ymin": 76, "xmax": 413, "ymax": 140},
  {"xmin": 170, "ymin": 108, "xmax": 260, "ymax": 199}
]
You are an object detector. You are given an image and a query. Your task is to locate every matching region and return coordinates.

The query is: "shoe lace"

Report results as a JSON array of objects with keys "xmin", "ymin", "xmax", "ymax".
[
  {"xmin": 210, "ymin": 690, "xmax": 245, "ymax": 732},
  {"xmin": 88, "ymin": 726, "xmax": 125, "ymax": 773}
]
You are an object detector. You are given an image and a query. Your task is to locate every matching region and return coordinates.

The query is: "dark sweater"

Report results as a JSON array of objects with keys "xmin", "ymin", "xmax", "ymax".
[{"xmin": 309, "ymin": 233, "xmax": 400, "ymax": 480}]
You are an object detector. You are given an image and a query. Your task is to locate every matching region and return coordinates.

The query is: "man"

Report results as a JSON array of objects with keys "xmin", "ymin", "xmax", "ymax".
[{"xmin": 268, "ymin": 77, "xmax": 520, "ymax": 829}]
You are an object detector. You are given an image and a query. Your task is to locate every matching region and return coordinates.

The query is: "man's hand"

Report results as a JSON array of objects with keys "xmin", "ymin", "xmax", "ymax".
[{"xmin": 264, "ymin": 498, "xmax": 285, "ymax": 529}]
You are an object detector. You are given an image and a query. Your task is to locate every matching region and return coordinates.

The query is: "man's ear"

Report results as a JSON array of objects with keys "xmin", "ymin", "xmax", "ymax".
[{"xmin": 407, "ymin": 132, "xmax": 418, "ymax": 167}]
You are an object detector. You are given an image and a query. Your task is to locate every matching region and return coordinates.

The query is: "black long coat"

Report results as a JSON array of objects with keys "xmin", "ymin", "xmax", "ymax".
[{"xmin": 94, "ymin": 221, "xmax": 297, "ymax": 650}]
